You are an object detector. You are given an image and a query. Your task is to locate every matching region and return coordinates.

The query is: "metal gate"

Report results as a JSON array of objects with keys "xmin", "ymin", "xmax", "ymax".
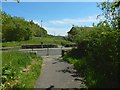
[
  {"xmin": 19, "ymin": 47, "xmax": 72, "ymax": 56},
  {"xmin": 36, "ymin": 48, "xmax": 62, "ymax": 56}
]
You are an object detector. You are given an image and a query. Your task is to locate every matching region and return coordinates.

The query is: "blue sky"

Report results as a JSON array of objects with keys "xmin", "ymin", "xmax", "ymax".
[{"xmin": 2, "ymin": 2, "xmax": 102, "ymax": 36}]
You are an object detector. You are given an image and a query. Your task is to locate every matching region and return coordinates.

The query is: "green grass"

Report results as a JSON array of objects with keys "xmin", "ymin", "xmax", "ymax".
[
  {"xmin": 1, "ymin": 51, "xmax": 42, "ymax": 89},
  {"xmin": 2, "ymin": 36, "xmax": 73, "ymax": 47},
  {"xmin": 2, "ymin": 51, "xmax": 32, "ymax": 68},
  {"xmin": 63, "ymin": 56, "xmax": 78, "ymax": 64},
  {"xmin": 15, "ymin": 58, "xmax": 42, "ymax": 88}
]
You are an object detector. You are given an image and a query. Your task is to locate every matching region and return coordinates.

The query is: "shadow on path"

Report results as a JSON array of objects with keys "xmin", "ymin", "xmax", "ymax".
[
  {"xmin": 35, "ymin": 55, "xmax": 86, "ymax": 88},
  {"xmin": 55, "ymin": 57, "xmax": 85, "ymax": 83}
]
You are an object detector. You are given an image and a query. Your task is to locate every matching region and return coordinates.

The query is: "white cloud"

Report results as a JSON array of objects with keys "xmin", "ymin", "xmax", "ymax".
[
  {"xmin": 32, "ymin": 20, "xmax": 41, "ymax": 26},
  {"xmin": 49, "ymin": 16, "xmax": 99, "ymax": 25},
  {"xmin": 31, "ymin": 20, "xmax": 69, "ymax": 36},
  {"xmin": 30, "ymin": 15, "xmax": 100, "ymax": 36},
  {"xmin": 44, "ymin": 27, "xmax": 70, "ymax": 36}
]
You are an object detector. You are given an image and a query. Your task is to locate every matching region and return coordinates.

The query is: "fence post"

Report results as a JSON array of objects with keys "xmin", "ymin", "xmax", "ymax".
[
  {"xmin": 61, "ymin": 46, "xmax": 63, "ymax": 56},
  {"xmin": 47, "ymin": 48, "xmax": 49, "ymax": 56},
  {"xmin": 41, "ymin": 42, "xmax": 43, "ymax": 48}
]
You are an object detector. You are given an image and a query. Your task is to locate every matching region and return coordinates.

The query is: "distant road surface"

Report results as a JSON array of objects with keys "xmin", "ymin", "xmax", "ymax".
[{"xmin": 19, "ymin": 47, "xmax": 72, "ymax": 56}]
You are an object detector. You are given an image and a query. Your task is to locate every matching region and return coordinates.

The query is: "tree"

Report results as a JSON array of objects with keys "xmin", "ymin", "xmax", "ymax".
[
  {"xmin": 2, "ymin": 11, "xmax": 48, "ymax": 42},
  {"xmin": 67, "ymin": 26, "xmax": 81, "ymax": 42},
  {"xmin": 29, "ymin": 21, "xmax": 47, "ymax": 37},
  {"xmin": 97, "ymin": 0, "xmax": 120, "ymax": 30},
  {"xmin": 68, "ymin": 26, "xmax": 94, "ymax": 42}
]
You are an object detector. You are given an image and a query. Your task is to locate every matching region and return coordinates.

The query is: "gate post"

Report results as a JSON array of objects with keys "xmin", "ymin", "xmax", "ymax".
[
  {"xmin": 61, "ymin": 46, "xmax": 63, "ymax": 56},
  {"xmin": 47, "ymin": 48, "xmax": 49, "ymax": 56}
]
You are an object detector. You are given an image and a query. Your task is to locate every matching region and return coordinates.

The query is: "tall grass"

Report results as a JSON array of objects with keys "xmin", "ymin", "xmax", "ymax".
[
  {"xmin": 2, "ymin": 36, "xmax": 73, "ymax": 47},
  {"xmin": 1, "ymin": 51, "xmax": 42, "ymax": 89},
  {"xmin": 2, "ymin": 51, "xmax": 32, "ymax": 68}
]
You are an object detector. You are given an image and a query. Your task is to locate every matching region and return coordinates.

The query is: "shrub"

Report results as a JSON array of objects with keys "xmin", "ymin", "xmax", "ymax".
[{"xmin": 64, "ymin": 29, "xmax": 120, "ymax": 88}]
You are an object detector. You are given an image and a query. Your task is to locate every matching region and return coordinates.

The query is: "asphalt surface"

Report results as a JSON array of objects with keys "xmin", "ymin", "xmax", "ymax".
[
  {"xmin": 36, "ymin": 48, "xmax": 62, "ymax": 56},
  {"xmin": 34, "ymin": 55, "xmax": 85, "ymax": 88},
  {"xmin": 19, "ymin": 47, "xmax": 72, "ymax": 56}
]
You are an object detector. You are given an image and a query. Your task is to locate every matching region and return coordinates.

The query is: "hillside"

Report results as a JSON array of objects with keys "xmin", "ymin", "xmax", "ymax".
[{"xmin": 2, "ymin": 11, "xmax": 47, "ymax": 42}]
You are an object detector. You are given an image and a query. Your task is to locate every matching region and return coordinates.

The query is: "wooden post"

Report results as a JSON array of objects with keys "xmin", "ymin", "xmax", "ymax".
[
  {"xmin": 61, "ymin": 46, "xmax": 62, "ymax": 56},
  {"xmin": 41, "ymin": 42, "xmax": 43, "ymax": 48}
]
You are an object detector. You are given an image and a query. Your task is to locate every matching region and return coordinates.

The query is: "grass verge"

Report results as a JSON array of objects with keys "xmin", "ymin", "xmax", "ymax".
[
  {"xmin": 1, "ymin": 51, "xmax": 42, "ymax": 89},
  {"xmin": 2, "ymin": 37, "xmax": 73, "ymax": 47}
]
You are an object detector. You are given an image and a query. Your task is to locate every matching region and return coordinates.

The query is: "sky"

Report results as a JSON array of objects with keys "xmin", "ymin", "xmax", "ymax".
[{"xmin": 2, "ymin": 1, "xmax": 103, "ymax": 36}]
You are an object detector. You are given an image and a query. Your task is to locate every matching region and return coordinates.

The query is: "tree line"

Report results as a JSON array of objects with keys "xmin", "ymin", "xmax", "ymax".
[{"xmin": 1, "ymin": 11, "xmax": 47, "ymax": 42}]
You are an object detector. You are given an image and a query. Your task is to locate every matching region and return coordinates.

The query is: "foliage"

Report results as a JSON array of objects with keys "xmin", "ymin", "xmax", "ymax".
[
  {"xmin": 29, "ymin": 20, "xmax": 47, "ymax": 37},
  {"xmin": 68, "ymin": 26, "xmax": 95, "ymax": 42},
  {"xmin": 2, "ymin": 36, "xmax": 73, "ymax": 47},
  {"xmin": 2, "ymin": 11, "xmax": 47, "ymax": 42},
  {"xmin": 1, "ymin": 51, "xmax": 42, "ymax": 89},
  {"xmin": 84, "ymin": 30, "xmax": 120, "ymax": 88},
  {"xmin": 97, "ymin": 0, "xmax": 120, "ymax": 30},
  {"xmin": 64, "ymin": 29, "xmax": 120, "ymax": 88},
  {"xmin": 64, "ymin": 1, "xmax": 120, "ymax": 87},
  {"xmin": 15, "ymin": 58, "xmax": 42, "ymax": 88}
]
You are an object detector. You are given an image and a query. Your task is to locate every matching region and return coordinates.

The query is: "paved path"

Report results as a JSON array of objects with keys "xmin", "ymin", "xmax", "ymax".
[{"xmin": 35, "ymin": 55, "xmax": 85, "ymax": 88}]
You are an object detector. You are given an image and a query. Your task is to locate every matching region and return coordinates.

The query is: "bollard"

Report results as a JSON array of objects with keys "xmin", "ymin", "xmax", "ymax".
[{"xmin": 47, "ymin": 48, "xmax": 49, "ymax": 56}]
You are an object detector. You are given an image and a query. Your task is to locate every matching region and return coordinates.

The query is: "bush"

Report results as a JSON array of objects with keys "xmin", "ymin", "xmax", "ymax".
[
  {"xmin": 85, "ymin": 30, "xmax": 120, "ymax": 88},
  {"xmin": 64, "ymin": 29, "xmax": 120, "ymax": 88}
]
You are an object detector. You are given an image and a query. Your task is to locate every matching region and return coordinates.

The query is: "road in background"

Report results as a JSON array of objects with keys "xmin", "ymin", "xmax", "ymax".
[{"xmin": 19, "ymin": 47, "xmax": 72, "ymax": 56}]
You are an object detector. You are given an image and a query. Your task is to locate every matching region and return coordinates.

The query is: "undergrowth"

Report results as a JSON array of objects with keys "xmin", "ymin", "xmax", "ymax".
[
  {"xmin": 1, "ymin": 51, "xmax": 42, "ymax": 89},
  {"xmin": 63, "ymin": 30, "xmax": 120, "ymax": 88}
]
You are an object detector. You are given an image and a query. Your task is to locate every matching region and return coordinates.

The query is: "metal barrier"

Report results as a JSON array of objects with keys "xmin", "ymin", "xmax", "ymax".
[{"xmin": 21, "ymin": 44, "xmax": 58, "ymax": 49}]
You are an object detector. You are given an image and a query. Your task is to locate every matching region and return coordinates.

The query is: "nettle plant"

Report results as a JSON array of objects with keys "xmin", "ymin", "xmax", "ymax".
[{"xmin": 1, "ymin": 63, "xmax": 17, "ymax": 89}]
